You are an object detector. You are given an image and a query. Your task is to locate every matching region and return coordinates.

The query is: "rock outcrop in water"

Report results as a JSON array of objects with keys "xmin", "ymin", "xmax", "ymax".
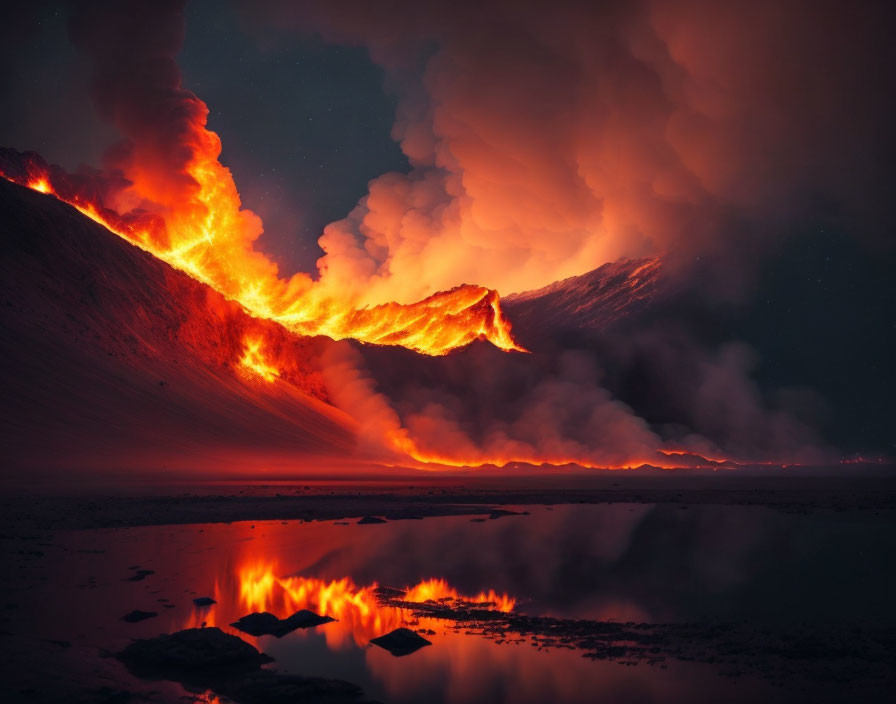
[
  {"xmin": 120, "ymin": 627, "xmax": 270, "ymax": 670},
  {"xmin": 369, "ymin": 627, "xmax": 432, "ymax": 656},
  {"xmin": 231, "ymin": 610, "xmax": 334, "ymax": 637},
  {"xmin": 119, "ymin": 627, "xmax": 371, "ymax": 704},
  {"xmin": 121, "ymin": 610, "xmax": 157, "ymax": 623}
]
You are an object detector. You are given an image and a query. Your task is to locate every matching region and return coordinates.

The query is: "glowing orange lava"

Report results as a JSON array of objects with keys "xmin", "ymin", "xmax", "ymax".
[
  {"xmin": 385, "ymin": 429, "xmax": 704, "ymax": 470},
  {"xmin": 239, "ymin": 334, "xmax": 281, "ymax": 382},
  {"xmin": 3, "ymin": 154, "xmax": 523, "ymax": 357}
]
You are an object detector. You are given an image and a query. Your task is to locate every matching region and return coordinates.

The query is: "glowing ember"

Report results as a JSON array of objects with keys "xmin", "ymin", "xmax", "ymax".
[
  {"xmin": 27, "ymin": 177, "xmax": 50, "ymax": 193},
  {"xmin": 239, "ymin": 335, "xmax": 280, "ymax": 382}
]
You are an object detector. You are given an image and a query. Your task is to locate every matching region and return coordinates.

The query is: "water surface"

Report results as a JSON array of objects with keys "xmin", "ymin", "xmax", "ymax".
[{"xmin": 5, "ymin": 503, "xmax": 894, "ymax": 703}]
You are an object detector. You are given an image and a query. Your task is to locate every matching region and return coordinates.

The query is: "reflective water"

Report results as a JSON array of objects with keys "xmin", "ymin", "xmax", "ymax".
[{"xmin": 5, "ymin": 504, "xmax": 895, "ymax": 703}]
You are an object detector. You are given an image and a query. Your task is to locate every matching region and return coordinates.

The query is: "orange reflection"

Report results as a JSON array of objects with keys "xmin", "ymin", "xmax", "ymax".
[
  {"xmin": 181, "ymin": 555, "xmax": 514, "ymax": 650},
  {"xmin": 238, "ymin": 561, "xmax": 514, "ymax": 648}
]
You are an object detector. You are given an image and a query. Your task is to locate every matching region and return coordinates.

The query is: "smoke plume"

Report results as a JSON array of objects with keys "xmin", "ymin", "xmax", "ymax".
[{"xmin": 253, "ymin": 0, "xmax": 895, "ymax": 304}]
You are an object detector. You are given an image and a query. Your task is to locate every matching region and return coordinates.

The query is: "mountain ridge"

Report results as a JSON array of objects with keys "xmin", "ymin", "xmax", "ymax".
[{"xmin": 0, "ymin": 178, "xmax": 355, "ymax": 474}]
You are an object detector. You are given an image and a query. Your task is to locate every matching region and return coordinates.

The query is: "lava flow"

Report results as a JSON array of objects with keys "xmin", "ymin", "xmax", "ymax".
[{"xmin": 0, "ymin": 148, "xmax": 522, "ymax": 357}]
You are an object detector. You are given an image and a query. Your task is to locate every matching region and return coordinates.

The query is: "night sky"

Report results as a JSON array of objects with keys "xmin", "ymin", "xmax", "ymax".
[{"xmin": 0, "ymin": 0, "xmax": 894, "ymax": 456}]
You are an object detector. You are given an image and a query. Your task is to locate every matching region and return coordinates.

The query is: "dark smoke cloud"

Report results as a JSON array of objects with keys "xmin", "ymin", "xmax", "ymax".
[
  {"xmin": 353, "ymin": 323, "xmax": 826, "ymax": 465},
  {"xmin": 68, "ymin": 0, "xmax": 209, "ymax": 211}
]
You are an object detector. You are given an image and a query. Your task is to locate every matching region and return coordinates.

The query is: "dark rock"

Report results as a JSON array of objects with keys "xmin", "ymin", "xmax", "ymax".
[
  {"xmin": 283, "ymin": 609, "xmax": 334, "ymax": 630},
  {"xmin": 125, "ymin": 569, "xmax": 154, "ymax": 582},
  {"xmin": 488, "ymin": 509, "xmax": 521, "ymax": 520},
  {"xmin": 121, "ymin": 610, "xmax": 157, "ymax": 623},
  {"xmin": 117, "ymin": 627, "xmax": 369, "ymax": 703},
  {"xmin": 85, "ymin": 686, "xmax": 133, "ymax": 704},
  {"xmin": 358, "ymin": 516, "xmax": 387, "ymax": 524},
  {"xmin": 119, "ymin": 627, "xmax": 271, "ymax": 671},
  {"xmin": 373, "ymin": 586, "xmax": 407, "ymax": 600},
  {"xmin": 193, "ymin": 596, "xmax": 216, "ymax": 607},
  {"xmin": 231, "ymin": 610, "xmax": 334, "ymax": 637},
  {"xmin": 223, "ymin": 671, "xmax": 365, "ymax": 704},
  {"xmin": 229, "ymin": 612, "xmax": 282, "ymax": 636},
  {"xmin": 370, "ymin": 628, "xmax": 432, "ymax": 656}
]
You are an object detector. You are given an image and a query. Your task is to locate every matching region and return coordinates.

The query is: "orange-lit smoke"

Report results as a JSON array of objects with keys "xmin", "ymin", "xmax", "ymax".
[
  {"xmin": 2, "ymin": 137, "xmax": 521, "ymax": 358},
  {"xmin": 0, "ymin": 0, "xmax": 521, "ymax": 359},
  {"xmin": 253, "ymin": 0, "xmax": 895, "ymax": 302}
]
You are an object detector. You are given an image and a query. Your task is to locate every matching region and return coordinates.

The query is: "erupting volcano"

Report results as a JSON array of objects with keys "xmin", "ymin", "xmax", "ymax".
[
  {"xmin": 1, "ymin": 3, "xmax": 894, "ymax": 704},
  {"xmin": 1, "ymin": 0, "xmax": 892, "ymax": 476},
  {"xmin": 0, "ymin": 149, "xmax": 522, "ymax": 358}
]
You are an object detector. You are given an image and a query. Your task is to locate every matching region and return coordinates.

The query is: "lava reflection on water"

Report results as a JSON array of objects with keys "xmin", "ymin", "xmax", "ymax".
[{"xmin": 182, "ymin": 557, "xmax": 514, "ymax": 650}]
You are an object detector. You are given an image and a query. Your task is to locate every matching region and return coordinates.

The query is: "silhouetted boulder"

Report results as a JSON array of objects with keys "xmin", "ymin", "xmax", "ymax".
[
  {"xmin": 358, "ymin": 516, "xmax": 387, "ymax": 524},
  {"xmin": 117, "ymin": 627, "xmax": 369, "ymax": 703},
  {"xmin": 125, "ymin": 569, "xmax": 155, "ymax": 581},
  {"xmin": 119, "ymin": 627, "xmax": 271, "ymax": 670},
  {"xmin": 373, "ymin": 586, "xmax": 406, "ymax": 600},
  {"xmin": 121, "ymin": 610, "xmax": 157, "ymax": 623},
  {"xmin": 231, "ymin": 610, "xmax": 333, "ymax": 637},
  {"xmin": 488, "ymin": 509, "xmax": 521, "ymax": 520},
  {"xmin": 193, "ymin": 597, "xmax": 216, "ymax": 607},
  {"xmin": 370, "ymin": 628, "xmax": 432, "ymax": 656}
]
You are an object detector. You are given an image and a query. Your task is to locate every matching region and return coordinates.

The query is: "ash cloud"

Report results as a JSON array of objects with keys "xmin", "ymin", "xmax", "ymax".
[{"xmin": 254, "ymin": 0, "xmax": 895, "ymax": 304}]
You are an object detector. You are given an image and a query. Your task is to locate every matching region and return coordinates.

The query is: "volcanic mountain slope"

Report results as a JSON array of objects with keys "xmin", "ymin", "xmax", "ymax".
[
  {"xmin": 357, "ymin": 258, "xmax": 672, "ymax": 407},
  {"xmin": 502, "ymin": 258, "xmax": 665, "ymax": 348},
  {"xmin": 0, "ymin": 179, "xmax": 354, "ymax": 474}
]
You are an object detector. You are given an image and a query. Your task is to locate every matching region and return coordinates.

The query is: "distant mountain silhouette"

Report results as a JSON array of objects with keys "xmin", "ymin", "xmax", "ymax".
[{"xmin": 502, "ymin": 258, "xmax": 665, "ymax": 348}]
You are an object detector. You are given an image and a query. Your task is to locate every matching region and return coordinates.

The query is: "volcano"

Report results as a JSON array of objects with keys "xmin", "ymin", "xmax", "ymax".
[
  {"xmin": 0, "ymin": 174, "xmax": 678, "ymax": 474},
  {"xmin": 0, "ymin": 173, "xmax": 830, "ymax": 473},
  {"xmin": 0, "ymin": 178, "xmax": 354, "ymax": 474},
  {"xmin": 502, "ymin": 258, "xmax": 665, "ymax": 347}
]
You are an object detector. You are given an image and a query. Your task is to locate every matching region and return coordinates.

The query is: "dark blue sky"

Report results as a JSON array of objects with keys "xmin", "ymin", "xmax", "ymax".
[{"xmin": 180, "ymin": 0, "xmax": 408, "ymax": 274}]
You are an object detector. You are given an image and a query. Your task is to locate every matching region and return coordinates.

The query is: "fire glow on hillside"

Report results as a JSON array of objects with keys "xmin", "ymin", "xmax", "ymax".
[
  {"xmin": 3, "ymin": 154, "xmax": 749, "ymax": 471},
  {"xmin": 0, "ymin": 152, "xmax": 522, "ymax": 358}
]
